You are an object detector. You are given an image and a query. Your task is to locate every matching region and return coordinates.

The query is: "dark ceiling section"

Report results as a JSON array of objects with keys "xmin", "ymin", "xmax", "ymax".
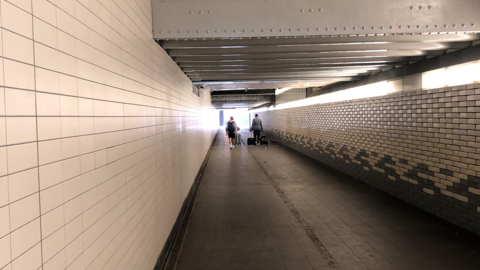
[
  {"xmin": 159, "ymin": 34, "xmax": 479, "ymax": 88},
  {"xmin": 211, "ymin": 89, "xmax": 275, "ymax": 109}
]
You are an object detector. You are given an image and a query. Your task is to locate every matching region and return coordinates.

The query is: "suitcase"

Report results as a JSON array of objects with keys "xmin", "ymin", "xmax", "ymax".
[
  {"xmin": 260, "ymin": 136, "xmax": 268, "ymax": 146},
  {"xmin": 247, "ymin": 138, "xmax": 256, "ymax": 146},
  {"xmin": 235, "ymin": 133, "xmax": 242, "ymax": 146}
]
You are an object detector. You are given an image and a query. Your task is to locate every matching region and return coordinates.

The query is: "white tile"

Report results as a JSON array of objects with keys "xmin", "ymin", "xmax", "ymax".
[
  {"xmin": 33, "ymin": 17, "xmax": 57, "ymax": 48},
  {"xmin": 6, "ymin": 117, "xmax": 37, "ymax": 145},
  {"xmin": 79, "ymin": 135, "xmax": 94, "ymax": 154},
  {"xmin": 0, "ymin": 88, "xmax": 5, "ymax": 115},
  {"xmin": 11, "ymin": 242, "xmax": 41, "ymax": 270},
  {"xmin": 39, "ymin": 161, "xmax": 63, "ymax": 190},
  {"xmin": 63, "ymin": 174, "xmax": 82, "ymax": 202},
  {"xmin": 0, "ymin": 176, "xmax": 8, "ymax": 206},
  {"xmin": 77, "ymin": 79, "xmax": 93, "ymax": 98},
  {"xmin": 0, "ymin": 205, "xmax": 9, "ymax": 237},
  {"xmin": 0, "ymin": 117, "xmax": 5, "ymax": 146},
  {"xmin": 10, "ymin": 218, "xmax": 40, "ymax": 259},
  {"xmin": 79, "ymin": 117, "xmax": 94, "ymax": 136},
  {"xmin": 60, "ymin": 96, "xmax": 79, "ymax": 116},
  {"xmin": 1, "ymin": 1, "xmax": 33, "ymax": 38},
  {"xmin": 5, "ymin": 88, "xmax": 36, "ymax": 116},
  {"xmin": 62, "ymin": 157, "xmax": 80, "ymax": 182},
  {"xmin": 61, "ymin": 117, "xmax": 79, "ymax": 137},
  {"xmin": 3, "ymin": 60, "xmax": 35, "ymax": 90},
  {"xmin": 56, "ymin": 7, "xmax": 75, "ymax": 35},
  {"xmin": 36, "ymin": 92, "xmax": 60, "ymax": 116},
  {"xmin": 58, "ymin": 52, "xmax": 77, "ymax": 76},
  {"xmin": 59, "ymin": 74, "xmax": 77, "ymax": 96},
  {"xmin": 38, "ymin": 139, "xmax": 62, "ymax": 165},
  {"xmin": 8, "ymin": 168, "xmax": 38, "ymax": 202},
  {"xmin": 62, "ymin": 137, "xmax": 80, "ymax": 159},
  {"xmin": 93, "ymin": 100, "xmax": 106, "ymax": 116},
  {"xmin": 63, "ymin": 196, "xmax": 82, "ymax": 223},
  {"xmin": 64, "ymin": 215, "xmax": 82, "ymax": 244},
  {"xmin": 34, "ymin": 42, "xmax": 58, "ymax": 71},
  {"xmin": 35, "ymin": 68, "xmax": 59, "ymax": 94},
  {"xmin": 37, "ymin": 117, "xmax": 62, "ymax": 140},
  {"xmin": 0, "ymin": 234, "xmax": 11, "ymax": 268},
  {"xmin": 42, "ymin": 227, "xmax": 65, "ymax": 262},
  {"xmin": 43, "ymin": 249, "xmax": 66, "ymax": 270},
  {"xmin": 57, "ymin": 30, "xmax": 75, "ymax": 56},
  {"xmin": 8, "ymin": 0, "xmax": 32, "ymax": 13},
  {"xmin": 9, "ymin": 193, "xmax": 39, "ymax": 230},
  {"xmin": 78, "ymin": 98, "xmax": 93, "ymax": 116},
  {"xmin": 40, "ymin": 183, "xmax": 63, "ymax": 214},
  {"xmin": 32, "ymin": 0, "xmax": 56, "ymax": 25},
  {"xmin": 40, "ymin": 205, "xmax": 64, "ymax": 238},
  {"xmin": 7, "ymin": 142, "xmax": 38, "ymax": 174},
  {"xmin": 2, "ymin": 30, "xmax": 34, "ymax": 64},
  {"xmin": 65, "ymin": 235, "xmax": 83, "ymax": 266},
  {"xmin": 80, "ymin": 153, "xmax": 95, "ymax": 174}
]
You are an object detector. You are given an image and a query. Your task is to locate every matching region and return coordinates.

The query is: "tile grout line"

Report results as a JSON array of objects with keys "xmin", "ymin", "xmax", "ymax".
[{"xmin": 247, "ymin": 146, "xmax": 340, "ymax": 268}]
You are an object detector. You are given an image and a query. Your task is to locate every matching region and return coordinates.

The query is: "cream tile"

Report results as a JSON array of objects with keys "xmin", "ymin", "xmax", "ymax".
[
  {"xmin": 64, "ymin": 215, "xmax": 82, "ymax": 244},
  {"xmin": 65, "ymin": 235, "xmax": 83, "ymax": 266},
  {"xmin": 35, "ymin": 67, "xmax": 59, "ymax": 94},
  {"xmin": 38, "ymin": 139, "xmax": 62, "ymax": 165},
  {"xmin": 0, "ymin": 117, "xmax": 5, "ymax": 146},
  {"xmin": 7, "ymin": 142, "xmax": 38, "ymax": 174},
  {"xmin": 2, "ymin": 30, "xmax": 34, "ymax": 64},
  {"xmin": 56, "ymin": 7, "xmax": 75, "ymax": 35},
  {"xmin": 61, "ymin": 117, "xmax": 79, "ymax": 137},
  {"xmin": 79, "ymin": 135, "xmax": 94, "ymax": 154},
  {"xmin": 0, "ymin": 176, "xmax": 8, "ymax": 206},
  {"xmin": 0, "ymin": 205, "xmax": 9, "ymax": 237},
  {"xmin": 93, "ymin": 100, "xmax": 106, "ymax": 116},
  {"xmin": 59, "ymin": 74, "xmax": 77, "ymax": 96},
  {"xmin": 34, "ymin": 42, "xmax": 59, "ymax": 71},
  {"xmin": 1, "ymin": 1, "xmax": 33, "ymax": 38},
  {"xmin": 6, "ymin": 117, "xmax": 37, "ymax": 145},
  {"xmin": 39, "ymin": 161, "xmax": 62, "ymax": 190},
  {"xmin": 80, "ymin": 153, "xmax": 95, "ymax": 174},
  {"xmin": 5, "ymin": 88, "xmax": 36, "ymax": 116},
  {"xmin": 8, "ymin": 168, "xmax": 38, "ymax": 202},
  {"xmin": 3, "ymin": 60, "xmax": 35, "ymax": 90},
  {"xmin": 8, "ymin": 0, "xmax": 32, "ymax": 13},
  {"xmin": 0, "ymin": 148, "xmax": 6, "ymax": 177},
  {"xmin": 40, "ymin": 205, "xmax": 64, "ymax": 238},
  {"xmin": 62, "ymin": 157, "xmax": 80, "ymax": 182},
  {"xmin": 11, "ymin": 242, "xmax": 41, "ymax": 270},
  {"xmin": 62, "ymin": 137, "xmax": 80, "ymax": 159},
  {"xmin": 33, "ymin": 17, "xmax": 57, "ymax": 48},
  {"xmin": 9, "ymin": 193, "xmax": 39, "ymax": 230},
  {"xmin": 0, "ymin": 88, "xmax": 5, "ymax": 115},
  {"xmin": 60, "ymin": 96, "xmax": 79, "ymax": 116},
  {"xmin": 66, "ymin": 253, "xmax": 84, "ymax": 270},
  {"xmin": 44, "ymin": 249, "xmax": 66, "ymax": 270},
  {"xmin": 42, "ymin": 227, "xmax": 65, "ymax": 262},
  {"xmin": 95, "ymin": 149, "xmax": 107, "ymax": 168},
  {"xmin": 78, "ymin": 98, "xmax": 93, "ymax": 116},
  {"xmin": 37, "ymin": 117, "xmax": 62, "ymax": 140},
  {"xmin": 36, "ymin": 92, "xmax": 60, "ymax": 116},
  {"xmin": 10, "ymin": 218, "xmax": 40, "ymax": 259},
  {"xmin": 58, "ymin": 52, "xmax": 77, "ymax": 76},
  {"xmin": 63, "ymin": 196, "xmax": 82, "ymax": 223},
  {"xmin": 32, "ymin": 0, "xmax": 56, "ymax": 25},
  {"xmin": 0, "ymin": 234, "xmax": 11, "ymax": 268},
  {"xmin": 0, "ymin": 60, "xmax": 4, "ymax": 86},
  {"xmin": 40, "ymin": 183, "xmax": 63, "ymax": 214}
]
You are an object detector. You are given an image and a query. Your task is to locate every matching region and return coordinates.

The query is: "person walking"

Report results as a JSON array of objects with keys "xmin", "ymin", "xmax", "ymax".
[
  {"xmin": 251, "ymin": 114, "xmax": 263, "ymax": 146},
  {"xmin": 225, "ymin": 116, "xmax": 238, "ymax": 149}
]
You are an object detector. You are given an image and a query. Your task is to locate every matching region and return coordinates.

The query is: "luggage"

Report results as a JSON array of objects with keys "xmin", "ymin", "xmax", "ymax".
[
  {"xmin": 260, "ymin": 136, "xmax": 268, "ymax": 146},
  {"xmin": 235, "ymin": 133, "xmax": 242, "ymax": 146},
  {"xmin": 247, "ymin": 138, "xmax": 256, "ymax": 146}
]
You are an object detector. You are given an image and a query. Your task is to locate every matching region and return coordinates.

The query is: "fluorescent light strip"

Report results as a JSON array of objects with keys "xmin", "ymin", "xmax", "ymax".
[{"xmin": 422, "ymin": 61, "xmax": 480, "ymax": 90}]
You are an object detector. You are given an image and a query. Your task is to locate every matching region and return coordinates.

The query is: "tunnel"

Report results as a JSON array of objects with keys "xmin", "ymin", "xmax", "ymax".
[{"xmin": 1, "ymin": 0, "xmax": 480, "ymax": 270}]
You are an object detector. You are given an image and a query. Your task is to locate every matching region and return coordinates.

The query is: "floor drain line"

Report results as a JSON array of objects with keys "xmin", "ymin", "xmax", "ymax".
[{"xmin": 249, "ymin": 151, "xmax": 339, "ymax": 268}]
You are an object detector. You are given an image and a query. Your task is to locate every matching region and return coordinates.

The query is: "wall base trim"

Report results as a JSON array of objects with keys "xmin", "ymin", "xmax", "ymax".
[
  {"xmin": 153, "ymin": 133, "xmax": 218, "ymax": 270},
  {"xmin": 270, "ymin": 140, "xmax": 480, "ymax": 243}
]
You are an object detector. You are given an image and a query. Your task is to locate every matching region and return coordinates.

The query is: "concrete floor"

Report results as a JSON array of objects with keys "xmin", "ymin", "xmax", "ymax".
[{"xmin": 174, "ymin": 131, "xmax": 480, "ymax": 270}]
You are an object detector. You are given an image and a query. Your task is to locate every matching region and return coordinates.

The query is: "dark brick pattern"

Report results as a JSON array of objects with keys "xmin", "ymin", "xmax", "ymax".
[{"xmin": 261, "ymin": 83, "xmax": 480, "ymax": 235}]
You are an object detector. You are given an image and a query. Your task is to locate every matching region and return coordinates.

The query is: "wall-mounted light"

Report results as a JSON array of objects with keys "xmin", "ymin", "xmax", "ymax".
[
  {"xmin": 275, "ymin": 87, "xmax": 293, "ymax": 95},
  {"xmin": 422, "ymin": 61, "xmax": 480, "ymax": 90}
]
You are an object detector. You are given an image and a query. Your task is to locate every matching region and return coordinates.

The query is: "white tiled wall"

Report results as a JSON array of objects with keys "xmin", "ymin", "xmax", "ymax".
[{"xmin": 0, "ymin": 0, "xmax": 217, "ymax": 269}]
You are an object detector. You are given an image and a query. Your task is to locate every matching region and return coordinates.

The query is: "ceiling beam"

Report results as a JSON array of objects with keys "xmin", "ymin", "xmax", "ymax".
[{"xmin": 161, "ymin": 34, "xmax": 480, "ymax": 48}]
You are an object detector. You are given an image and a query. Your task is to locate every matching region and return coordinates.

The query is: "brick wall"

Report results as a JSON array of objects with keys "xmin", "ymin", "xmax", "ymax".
[
  {"xmin": 260, "ymin": 84, "xmax": 480, "ymax": 235},
  {"xmin": 0, "ymin": 0, "xmax": 216, "ymax": 269}
]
